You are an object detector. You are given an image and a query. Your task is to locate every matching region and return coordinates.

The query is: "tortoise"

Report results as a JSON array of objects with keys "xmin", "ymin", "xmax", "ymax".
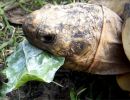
[{"xmin": 21, "ymin": 1, "xmax": 130, "ymax": 92}]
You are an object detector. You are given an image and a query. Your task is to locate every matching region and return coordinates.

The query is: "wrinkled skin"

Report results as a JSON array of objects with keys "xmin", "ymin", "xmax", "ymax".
[{"xmin": 23, "ymin": 3, "xmax": 130, "ymax": 75}]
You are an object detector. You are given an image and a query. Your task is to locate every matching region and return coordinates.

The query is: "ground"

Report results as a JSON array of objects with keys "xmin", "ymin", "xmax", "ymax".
[
  {"xmin": 0, "ymin": 0, "xmax": 130, "ymax": 100},
  {"xmin": 5, "ymin": 68, "xmax": 130, "ymax": 100}
]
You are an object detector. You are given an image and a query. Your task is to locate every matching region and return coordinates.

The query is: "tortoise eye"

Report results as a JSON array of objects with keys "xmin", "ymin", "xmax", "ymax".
[
  {"xmin": 36, "ymin": 28, "xmax": 56, "ymax": 44},
  {"xmin": 40, "ymin": 34, "xmax": 56, "ymax": 44}
]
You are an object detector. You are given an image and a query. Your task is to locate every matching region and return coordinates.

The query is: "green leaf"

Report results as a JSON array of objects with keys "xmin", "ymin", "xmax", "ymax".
[{"xmin": 1, "ymin": 39, "xmax": 65, "ymax": 95}]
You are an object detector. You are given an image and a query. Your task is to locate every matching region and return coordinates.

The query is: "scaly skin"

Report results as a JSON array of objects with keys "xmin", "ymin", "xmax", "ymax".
[{"xmin": 22, "ymin": 3, "xmax": 130, "ymax": 75}]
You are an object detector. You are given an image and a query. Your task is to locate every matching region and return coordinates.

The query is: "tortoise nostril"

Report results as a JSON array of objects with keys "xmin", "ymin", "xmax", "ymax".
[{"xmin": 41, "ymin": 34, "xmax": 56, "ymax": 43}]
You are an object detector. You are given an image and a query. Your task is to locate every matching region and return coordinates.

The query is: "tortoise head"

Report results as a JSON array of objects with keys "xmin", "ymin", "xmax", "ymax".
[
  {"xmin": 22, "ymin": 3, "xmax": 130, "ymax": 75},
  {"xmin": 22, "ymin": 3, "xmax": 102, "ymax": 57}
]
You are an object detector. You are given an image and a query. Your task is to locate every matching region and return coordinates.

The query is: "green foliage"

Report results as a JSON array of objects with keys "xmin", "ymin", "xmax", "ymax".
[
  {"xmin": 70, "ymin": 88, "xmax": 87, "ymax": 100},
  {"xmin": 70, "ymin": 88, "xmax": 79, "ymax": 100},
  {"xmin": 0, "ymin": 39, "xmax": 65, "ymax": 95}
]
